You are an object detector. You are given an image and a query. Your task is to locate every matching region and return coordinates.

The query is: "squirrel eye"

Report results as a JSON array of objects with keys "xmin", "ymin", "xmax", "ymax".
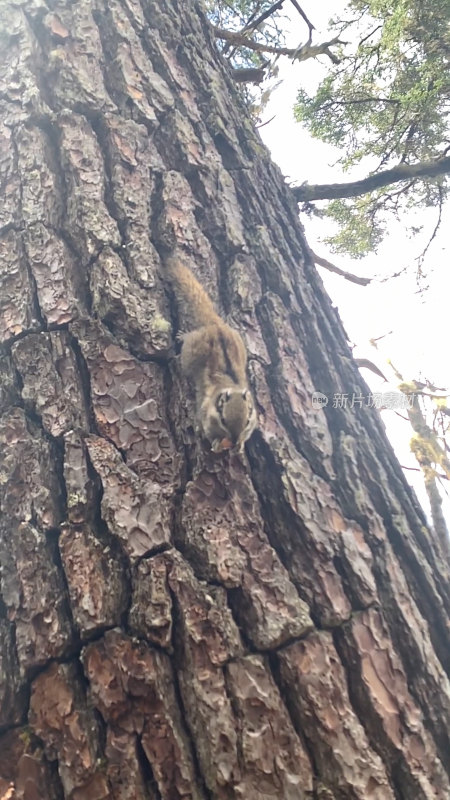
[{"xmin": 216, "ymin": 391, "xmax": 229, "ymax": 413}]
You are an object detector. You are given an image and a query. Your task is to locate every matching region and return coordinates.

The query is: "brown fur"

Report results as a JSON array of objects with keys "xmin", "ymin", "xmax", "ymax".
[
  {"xmin": 166, "ymin": 258, "xmax": 220, "ymax": 330},
  {"xmin": 165, "ymin": 257, "xmax": 257, "ymax": 450}
]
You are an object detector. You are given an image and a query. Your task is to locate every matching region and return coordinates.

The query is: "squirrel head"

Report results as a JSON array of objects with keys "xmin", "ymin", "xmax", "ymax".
[{"xmin": 202, "ymin": 387, "xmax": 257, "ymax": 452}]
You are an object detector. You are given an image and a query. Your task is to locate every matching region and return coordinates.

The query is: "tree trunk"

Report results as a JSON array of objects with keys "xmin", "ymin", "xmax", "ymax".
[{"xmin": 0, "ymin": 1, "xmax": 449, "ymax": 799}]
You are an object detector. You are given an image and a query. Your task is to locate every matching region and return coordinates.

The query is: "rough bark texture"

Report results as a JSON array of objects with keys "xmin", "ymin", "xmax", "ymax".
[{"xmin": 0, "ymin": 1, "xmax": 449, "ymax": 799}]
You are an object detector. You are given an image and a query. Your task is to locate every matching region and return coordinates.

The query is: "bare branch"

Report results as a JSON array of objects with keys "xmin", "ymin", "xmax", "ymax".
[
  {"xmin": 325, "ymin": 96, "xmax": 400, "ymax": 106},
  {"xmin": 292, "ymin": 155, "xmax": 450, "ymax": 201},
  {"xmin": 424, "ymin": 380, "xmax": 448, "ymax": 393},
  {"xmin": 289, "ymin": 0, "xmax": 315, "ymax": 42},
  {"xmin": 311, "ymin": 250, "xmax": 372, "ymax": 285},
  {"xmin": 415, "ymin": 185, "xmax": 444, "ymax": 270},
  {"xmin": 256, "ymin": 115, "xmax": 276, "ymax": 129},
  {"xmin": 242, "ymin": 0, "xmax": 285, "ymax": 34},
  {"xmin": 405, "ymin": 388, "xmax": 449, "ymax": 400},
  {"xmin": 231, "ymin": 67, "xmax": 266, "ymax": 84},
  {"xmin": 378, "ymin": 265, "xmax": 409, "ymax": 283},
  {"xmin": 358, "ymin": 24, "xmax": 382, "ymax": 47},
  {"xmin": 354, "ymin": 358, "xmax": 388, "ymax": 381},
  {"xmin": 213, "ymin": 26, "xmax": 342, "ymax": 63},
  {"xmin": 369, "ymin": 332, "xmax": 393, "ymax": 347}
]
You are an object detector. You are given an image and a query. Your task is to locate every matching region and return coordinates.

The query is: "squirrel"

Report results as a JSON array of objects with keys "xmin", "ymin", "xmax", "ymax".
[{"xmin": 165, "ymin": 256, "xmax": 257, "ymax": 452}]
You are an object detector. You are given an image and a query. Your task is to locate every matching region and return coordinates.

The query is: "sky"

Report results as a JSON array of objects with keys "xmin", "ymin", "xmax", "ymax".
[{"xmin": 257, "ymin": 1, "xmax": 449, "ymax": 524}]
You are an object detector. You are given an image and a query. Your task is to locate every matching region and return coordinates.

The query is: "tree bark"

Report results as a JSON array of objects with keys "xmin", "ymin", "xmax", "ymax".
[
  {"xmin": 293, "ymin": 155, "xmax": 450, "ymax": 201},
  {"xmin": 0, "ymin": 1, "xmax": 449, "ymax": 799}
]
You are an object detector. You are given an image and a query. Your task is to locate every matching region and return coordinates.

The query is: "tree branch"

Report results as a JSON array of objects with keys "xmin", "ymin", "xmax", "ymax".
[
  {"xmin": 354, "ymin": 358, "xmax": 388, "ymax": 381},
  {"xmin": 311, "ymin": 250, "xmax": 372, "ymax": 285},
  {"xmin": 242, "ymin": 0, "xmax": 285, "ymax": 34},
  {"xmin": 231, "ymin": 67, "xmax": 267, "ymax": 84},
  {"xmin": 289, "ymin": 0, "xmax": 315, "ymax": 42},
  {"xmin": 213, "ymin": 26, "xmax": 342, "ymax": 63},
  {"xmin": 293, "ymin": 155, "xmax": 450, "ymax": 201},
  {"xmin": 415, "ymin": 184, "xmax": 444, "ymax": 269}
]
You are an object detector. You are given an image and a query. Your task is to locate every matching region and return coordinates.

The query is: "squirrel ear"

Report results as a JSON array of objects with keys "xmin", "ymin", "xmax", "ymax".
[
  {"xmin": 225, "ymin": 390, "xmax": 231, "ymax": 401},
  {"xmin": 242, "ymin": 390, "xmax": 248, "ymax": 399}
]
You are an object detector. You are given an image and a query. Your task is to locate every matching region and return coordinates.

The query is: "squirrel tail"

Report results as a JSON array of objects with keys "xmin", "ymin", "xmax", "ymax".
[{"xmin": 165, "ymin": 256, "xmax": 221, "ymax": 331}]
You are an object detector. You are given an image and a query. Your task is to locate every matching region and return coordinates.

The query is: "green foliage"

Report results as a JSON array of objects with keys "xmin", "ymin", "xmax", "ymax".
[
  {"xmin": 295, "ymin": 0, "xmax": 450, "ymax": 256},
  {"xmin": 324, "ymin": 197, "xmax": 385, "ymax": 257},
  {"xmin": 204, "ymin": 0, "xmax": 259, "ymax": 26},
  {"xmin": 205, "ymin": 0, "xmax": 286, "ymax": 69},
  {"xmin": 321, "ymin": 176, "xmax": 445, "ymax": 258}
]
